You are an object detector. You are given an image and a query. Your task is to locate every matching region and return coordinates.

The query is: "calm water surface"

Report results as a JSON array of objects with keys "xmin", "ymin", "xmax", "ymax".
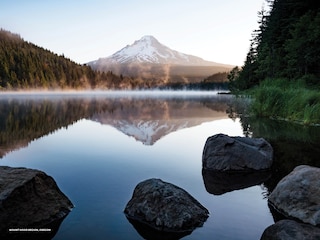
[{"xmin": 1, "ymin": 91, "xmax": 318, "ymax": 239}]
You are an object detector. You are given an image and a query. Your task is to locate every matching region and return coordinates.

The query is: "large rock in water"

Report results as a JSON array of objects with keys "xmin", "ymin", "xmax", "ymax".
[
  {"xmin": 124, "ymin": 178, "xmax": 209, "ymax": 234},
  {"xmin": 0, "ymin": 166, "xmax": 73, "ymax": 233},
  {"xmin": 202, "ymin": 133, "xmax": 273, "ymax": 171},
  {"xmin": 260, "ymin": 219, "xmax": 320, "ymax": 240},
  {"xmin": 268, "ymin": 165, "xmax": 320, "ymax": 226}
]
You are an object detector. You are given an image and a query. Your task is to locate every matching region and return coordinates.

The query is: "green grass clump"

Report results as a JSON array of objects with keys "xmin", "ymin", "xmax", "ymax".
[{"xmin": 250, "ymin": 78, "xmax": 320, "ymax": 125}]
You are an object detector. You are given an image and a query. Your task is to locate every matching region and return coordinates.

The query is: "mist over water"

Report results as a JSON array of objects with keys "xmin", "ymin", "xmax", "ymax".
[{"xmin": 0, "ymin": 89, "xmax": 223, "ymax": 99}]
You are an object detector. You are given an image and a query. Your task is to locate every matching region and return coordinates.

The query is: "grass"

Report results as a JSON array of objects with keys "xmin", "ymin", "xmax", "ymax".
[{"xmin": 250, "ymin": 78, "xmax": 320, "ymax": 125}]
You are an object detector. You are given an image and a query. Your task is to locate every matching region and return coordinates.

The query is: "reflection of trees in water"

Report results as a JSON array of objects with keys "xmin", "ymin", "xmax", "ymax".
[
  {"xmin": 226, "ymin": 97, "xmax": 252, "ymax": 137},
  {"xmin": 0, "ymin": 95, "xmax": 232, "ymax": 158},
  {"xmin": 246, "ymin": 118, "xmax": 320, "ymax": 193},
  {"xmin": 228, "ymin": 97, "xmax": 320, "ymax": 193},
  {"xmin": 0, "ymin": 98, "xmax": 97, "ymax": 158},
  {"xmin": 201, "ymin": 95, "xmax": 234, "ymax": 113}
]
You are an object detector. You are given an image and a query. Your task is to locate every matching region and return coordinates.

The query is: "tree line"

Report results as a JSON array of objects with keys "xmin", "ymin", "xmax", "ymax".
[
  {"xmin": 0, "ymin": 29, "xmax": 140, "ymax": 90},
  {"xmin": 0, "ymin": 97, "xmax": 120, "ymax": 157},
  {"xmin": 229, "ymin": 0, "xmax": 320, "ymax": 90}
]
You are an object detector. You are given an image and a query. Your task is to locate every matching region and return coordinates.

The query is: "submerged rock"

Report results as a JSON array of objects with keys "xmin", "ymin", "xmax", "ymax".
[
  {"xmin": 268, "ymin": 165, "xmax": 320, "ymax": 226},
  {"xmin": 124, "ymin": 178, "xmax": 209, "ymax": 233},
  {"xmin": 202, "ymin": 133, "xmax": 273, "ymax": 171},
  {"xmin": 202, "ymin": 168, "xmax": 271, "ymax": 195},
  {"xmin": 0, "ymin": 166, "xmax": 73, "ymax": 235},
  {"xmin": 126, "ymin": 217, "xmax": 193, "ymax": 240},
  {"xmin": 260, "ymin": 219, "xmax": 320, "ymax": 240}
]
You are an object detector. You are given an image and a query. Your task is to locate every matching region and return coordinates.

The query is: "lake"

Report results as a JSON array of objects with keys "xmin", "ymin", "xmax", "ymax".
[{"xmin": 0, "ymin": 91, "xmax": 319, "ymax": 240}]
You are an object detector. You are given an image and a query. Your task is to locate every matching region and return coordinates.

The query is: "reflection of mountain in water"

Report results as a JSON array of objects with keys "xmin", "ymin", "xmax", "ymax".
[
  {"xmin": 91, "ymin": 98, "xmax": 230, "ymax": 145},
  {"xmin": 0, "ymin": 93, "xmax": 232, "ymax": 157}
]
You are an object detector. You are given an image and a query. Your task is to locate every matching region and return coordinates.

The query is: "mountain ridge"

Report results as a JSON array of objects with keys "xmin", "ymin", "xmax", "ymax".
[{"xmin": 89, "ymin": 35, "xmax": 232, "ymax": 67}]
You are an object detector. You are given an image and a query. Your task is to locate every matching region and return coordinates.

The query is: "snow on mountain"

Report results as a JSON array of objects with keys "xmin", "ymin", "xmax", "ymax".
[{"xmin": 89, "ymin": 35, "xmax": 221, "ymax": 66}]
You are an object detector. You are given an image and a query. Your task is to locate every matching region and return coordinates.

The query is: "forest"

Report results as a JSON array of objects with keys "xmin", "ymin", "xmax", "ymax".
[
  {"xmin": 229, "ymin": 0, "xmax": 320, "ymax": 124},
  {"xmin": 0, "ymin": 29, "xmax": 148, "ymax": 90},
  {"xmin": 230, "ymin": 0, "xmax": 320, "ymax": 89}
]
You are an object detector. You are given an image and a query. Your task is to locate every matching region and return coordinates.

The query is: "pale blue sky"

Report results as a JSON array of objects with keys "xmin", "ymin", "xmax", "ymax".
[{"xmin": 1, "ymin": 0, "xmax": 266, "ymax": 66}]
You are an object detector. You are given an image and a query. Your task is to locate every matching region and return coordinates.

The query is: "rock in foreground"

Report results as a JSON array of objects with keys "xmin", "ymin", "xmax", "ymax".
[
  {"xmin": 260, "ymin": 219, "xmax": 320, "ymax": 240},
  {"xmin": 124, "ymin": 178, "xmax": 209, "ymax": 233},
  {"xmin": 268, "ymin": 165, "xmax": 320, "ymax": 226},
  {"xmin": 0, "ymin": 166, "xmax": 73, "ymax": 233},
  {"xmin": 202, "ymin": 133, "xmax": 273, "ymax": 171}
]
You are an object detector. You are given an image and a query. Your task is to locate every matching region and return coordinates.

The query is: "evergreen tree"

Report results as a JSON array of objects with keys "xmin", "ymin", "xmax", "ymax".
[{"xmin": 232, "ymin": 0, "xmax": 320, "ymax": 90}]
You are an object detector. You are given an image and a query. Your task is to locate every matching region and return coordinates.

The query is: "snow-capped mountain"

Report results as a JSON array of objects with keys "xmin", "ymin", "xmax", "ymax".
[
  {"xmin": 89, "ymin": 35, "xmax": 224, "ymax": 66},
  {"xmin": 88, "ymin": 36, "xmax": 233, "ymax": 88}
]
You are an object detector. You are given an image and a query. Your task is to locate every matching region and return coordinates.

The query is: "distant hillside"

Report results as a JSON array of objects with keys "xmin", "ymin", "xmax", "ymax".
[
  {"xmin": 95, "ymin": 63, "xmax": 231, "ymax": 86},
  {"xmin": 0, "ymin": 29, "xmax": 132, "ymax": 90}
]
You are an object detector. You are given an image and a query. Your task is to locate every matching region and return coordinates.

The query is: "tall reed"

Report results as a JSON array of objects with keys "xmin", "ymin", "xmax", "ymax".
[{"xmin": 250, "ymin": 78, "xmax": 320, "ymax": 125}]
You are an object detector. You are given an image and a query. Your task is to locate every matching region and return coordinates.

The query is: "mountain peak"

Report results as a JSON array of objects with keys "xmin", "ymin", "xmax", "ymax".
[
  {"xmin": 139, "ymin": 35, "xmax": 157, "ymax": 41},
  {"xmin": 132, "ymin": 35, "xmax": 161, "ymax": 49}
]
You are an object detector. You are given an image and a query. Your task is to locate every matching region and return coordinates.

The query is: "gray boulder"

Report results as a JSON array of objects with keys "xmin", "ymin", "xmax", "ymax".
[
  {"xmin": 0, "ymin": 166, "xmax": 73, "ymax": 233},
  {"xmin": 124, "ymin": 178, "xmax": 209, "ymax": 233},
  {"xmin": 260, "ymin": 219, "xmax": 320, "ymax": 240},
  {"xmin": 268, "ymin": 165, "xmax": 320, "ymax": 226},
  {"xmin": 202, "ymin": 133, "xmax": 273, "ymax": 171}
]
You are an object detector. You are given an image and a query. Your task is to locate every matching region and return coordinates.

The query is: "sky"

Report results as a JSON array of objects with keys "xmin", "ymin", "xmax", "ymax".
[{"xmin": 1, "ymin": 0, "xmax": 266, "ymax": 66}]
